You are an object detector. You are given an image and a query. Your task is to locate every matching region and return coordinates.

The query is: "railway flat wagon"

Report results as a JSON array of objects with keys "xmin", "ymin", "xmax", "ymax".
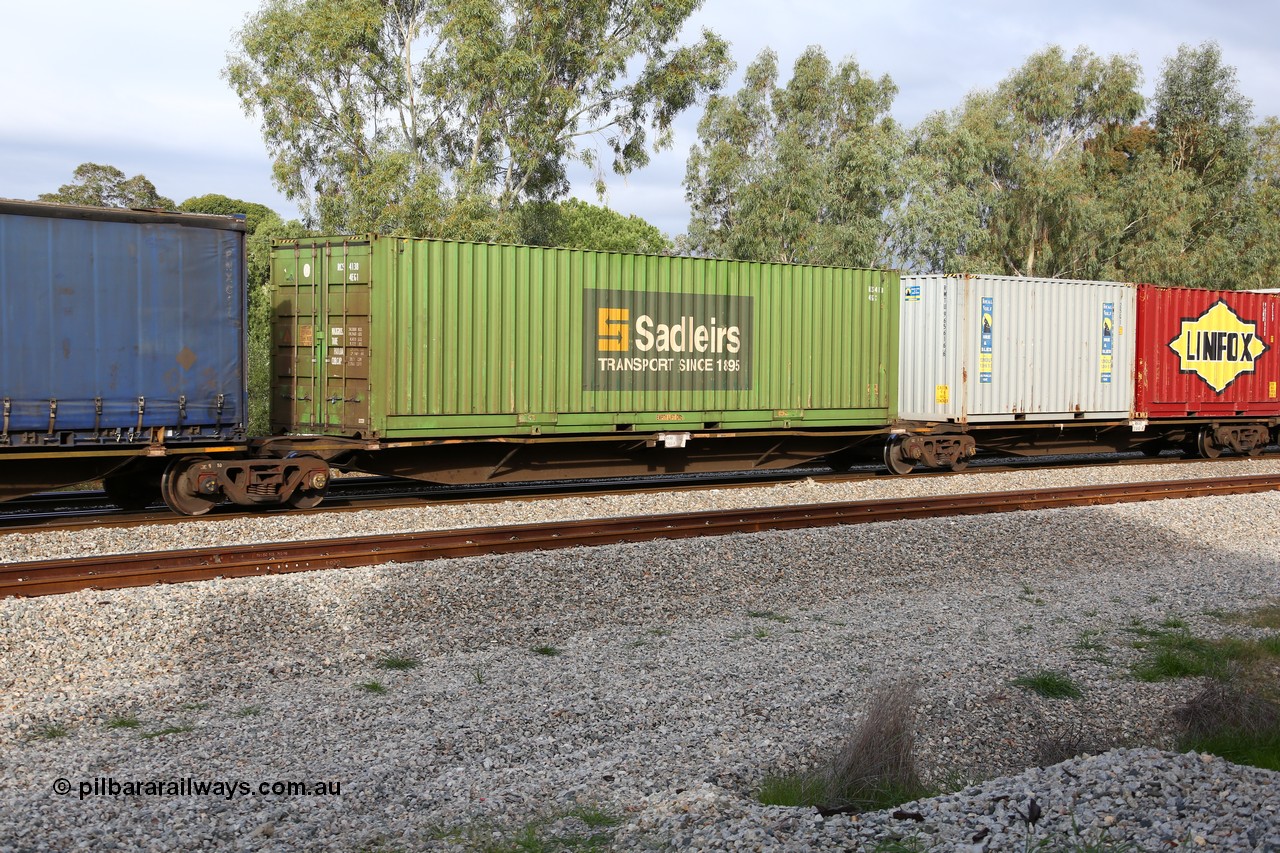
[
  {"xmin": 891, "ymin": 274, "xmax": 1139, "ymax": 472},
  {"xmin": 269, "ymin": 236, "xmax": 900, "ymax": 483},
  {"xmin": 0, "ymin": 200, "xmax": 249, "ymax": 506},
  {"xmin": 1136, "ymin": 284, "xmax": 1280, "ymax": 456}
]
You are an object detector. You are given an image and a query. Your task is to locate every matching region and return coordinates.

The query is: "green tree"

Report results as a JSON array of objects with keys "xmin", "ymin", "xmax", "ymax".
[
  {"xmin": 226, "ymin": 0, "xmax": 730, "ymax": 237},
  {"xmin": 39, "ymin": 162, "xmax": 176, "ymax": 209},
  {"xmin": 1153, "ymin": 42, "xmax": 1253, "ymax": 188},
  {"xmin": 518, "ymin": 198, "xmax": 669, "ymax": 254},
  {"xmin": 893, "ymin": 46, "xmax": 1143, "ymax": 277},
  {"xmin": 683, "ymin": 46, "xmax": 903, "ymax": 266},
  {"xmin": 1233, "ymin": 118, "xmax": 1280, "ymax": 288},
  {"xmin": 1112, "ymin": 42, "xmax": 1257, "ymax": 287},
  {"xmin": 179, "ymin": 193, "xmax": 280, "ymax": 234},
  {"xmin": 243, "ymin": 214, "xmax": 309, "ymax": 436}
]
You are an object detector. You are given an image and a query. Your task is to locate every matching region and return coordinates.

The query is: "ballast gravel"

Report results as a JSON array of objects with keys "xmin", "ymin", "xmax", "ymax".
[
  {"xmin": 0, "ymin": 459, "xmax": 1278, "ymax": 851},
  {"xmin": 4, "ymin": 456, "xmax": 1280, "ymax": 564}
]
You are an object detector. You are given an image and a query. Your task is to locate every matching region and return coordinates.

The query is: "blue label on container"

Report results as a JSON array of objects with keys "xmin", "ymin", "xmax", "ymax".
[
  {"xmin": 905, "ymin": 284, "xmax": 921, "ymax": 302},
  {"xmin": 979, "ymin": 297, "xmax": 993, "ymax": 384},
  {"xmin": 1101, "ymin": 302, "xmax": 1114, "ymax": 383}
]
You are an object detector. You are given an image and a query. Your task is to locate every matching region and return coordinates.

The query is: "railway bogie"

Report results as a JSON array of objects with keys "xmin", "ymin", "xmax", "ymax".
[
  {"xmin": 883, "ymin": 433, "xmax": 976, "ymax": 474},
  {"xmin": 155, "ymin": 455, "xmax": 332, "ymax": 516}
]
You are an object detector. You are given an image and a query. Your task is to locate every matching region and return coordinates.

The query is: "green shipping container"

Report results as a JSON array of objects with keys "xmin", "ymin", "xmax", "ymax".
[{"xmin": 270, "ymin": 237, "xmax": 898, "ymax": 440}]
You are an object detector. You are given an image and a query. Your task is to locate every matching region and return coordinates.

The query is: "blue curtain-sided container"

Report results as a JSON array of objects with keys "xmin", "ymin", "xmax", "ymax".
[{"xmin": 0, "ymin": 201, "xmax": 247, "ymax": 444}]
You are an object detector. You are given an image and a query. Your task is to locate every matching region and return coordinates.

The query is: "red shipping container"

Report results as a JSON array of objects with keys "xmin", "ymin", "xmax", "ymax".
[{"xmin": 1136, "ymin": 284, "xmax": 1280, "ymax": 418}]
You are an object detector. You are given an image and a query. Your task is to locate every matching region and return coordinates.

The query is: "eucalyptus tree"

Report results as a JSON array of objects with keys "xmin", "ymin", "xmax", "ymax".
[
  {"xmin": 39, "ymin": 163, "xmax": 176, "ymax": 210},
  {"xmin": 518, "ymin": 198, "xmax": 670, "ymax": 254},
  {"xmin": 893, "ymin": 46, "xmax": 1144, "ymax": 277},
  {"xmin": 227, "ymin": 0, "xmax": 729, "ymax": 237},
  {"xmin": 1114, "ymin": 41, "xmax": 1257, "ymax": 287},
  {"xmin": 683, "ymin": 46, "xmax": 903, "ymax": 267}
]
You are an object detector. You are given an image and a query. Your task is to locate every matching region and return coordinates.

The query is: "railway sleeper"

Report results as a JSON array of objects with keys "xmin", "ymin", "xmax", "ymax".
[
  {"xmin": 160, "ymin": 455, "xmax": 331, "ymax": 516},
  {"xmin": 885, "ymin": 434, "xmax": 977, "ymax": 475}
]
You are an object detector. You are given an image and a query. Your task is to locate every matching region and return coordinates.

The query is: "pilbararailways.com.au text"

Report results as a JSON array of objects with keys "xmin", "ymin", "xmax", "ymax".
[{"xmin": 53, "ymin": 776, "xmax": 341, "ymax": 800}]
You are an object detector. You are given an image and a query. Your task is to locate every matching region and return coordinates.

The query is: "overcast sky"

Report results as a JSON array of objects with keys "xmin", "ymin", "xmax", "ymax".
[{"xmin": 4, "ymin": 1, "xmax": 1278, "ymax": 237}]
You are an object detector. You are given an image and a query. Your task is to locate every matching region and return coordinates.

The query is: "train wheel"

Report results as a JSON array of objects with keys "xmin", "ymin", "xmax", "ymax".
[
  {"xmin": 883, "ymin": 438, "xmax": 915, "ymax": 475},
  {"xmin": 160, "ymin": 458, "xmax": 219, "ymax": 516},
  {"xmin": 287, "ymin": 488, "xmax": 325, "ymax": 509},
  {"xmin": 1196, "ymin": 428, "xmax": 1222, "ymax": 460},
  {"xmin": 103, "ymin": 470, "xmax": 161, "ymax": 511}
]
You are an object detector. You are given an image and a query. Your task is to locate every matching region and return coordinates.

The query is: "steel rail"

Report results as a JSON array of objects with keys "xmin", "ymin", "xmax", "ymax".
[
  {"xmin": 0, "ymin": 452, "xmax": 1241, "ymax": 534},
  {"xmin": 4, "ymin": 474, "xmax": 1279, "ymax": 598}
]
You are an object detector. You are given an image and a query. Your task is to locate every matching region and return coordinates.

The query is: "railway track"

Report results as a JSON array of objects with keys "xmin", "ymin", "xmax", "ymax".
[
  {"xmin": 5, "ymin": 473, "xmax": 1279, "ymax": 598},
  {"xmin": 0, "ymin": 450, "xmax": 1244, "ymax": 533}
]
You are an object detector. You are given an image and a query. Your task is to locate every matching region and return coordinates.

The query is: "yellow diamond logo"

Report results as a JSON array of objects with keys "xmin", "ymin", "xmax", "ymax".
[{"xmin": 1168, "ymin": 301, "xmax": 1269, "ymax": 393}]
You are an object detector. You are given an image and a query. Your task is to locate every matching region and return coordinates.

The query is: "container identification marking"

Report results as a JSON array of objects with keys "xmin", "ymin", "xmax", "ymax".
[
  {"xmin": 979, "ymin": 297, "xmax": 993, "ymax": 384},
  {"xmin": 584, "ymin": 289, "xmax": 753, "ymax": 391},
  {"xmin": 1167, "ymin": 300, "xmax": 1269, "ymax": 394},
  {"xmin": 1101, "ymin": 302, "xmax": 1114, "ymax": 383}
]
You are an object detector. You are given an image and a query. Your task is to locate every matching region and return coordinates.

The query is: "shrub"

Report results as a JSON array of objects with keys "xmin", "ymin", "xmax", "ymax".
[
  {"xmin": 759, "ymin": 680, "xmax": 930, "ymax": 813},
  {"xmin": 1175, "ymin": 677, "xmax": 1280, "ymax": 771}
]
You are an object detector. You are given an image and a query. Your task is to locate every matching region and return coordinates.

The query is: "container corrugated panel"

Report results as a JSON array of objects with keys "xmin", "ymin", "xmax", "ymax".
[
  {"xmin": 271, "ymin": 237, "xmax": 899, "ymax": 438},
  {"xmin": 0, "ymin": 201, "xmax": 247, "ymax": 441},
  {"xmin": 898, "ymin": 274, "xmax": 1136, "ymax": 423},
  {"xmin": 1136, "ymin": 284, "xmax": 1280, "ymax": 418}
]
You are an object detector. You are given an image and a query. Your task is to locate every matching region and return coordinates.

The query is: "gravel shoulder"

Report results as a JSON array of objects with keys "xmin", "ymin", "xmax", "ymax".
[{"xmin": 1, "ymin": 460, "xmax": 1278, "ymax": 851}]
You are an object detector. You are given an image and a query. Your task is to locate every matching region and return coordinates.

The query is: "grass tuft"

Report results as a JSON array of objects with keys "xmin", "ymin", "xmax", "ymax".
[
  {"xmin": 470, "ymin": 807, "xmax": 620, "ymax": 852},
  {"xmin": 1227, "ymin": 602, "xmax": 1280, "ymax": 630},
  {"xmin": 1126, "ymin": 627, "xmax": 1271, "ymax": 682},
  {"xmin": 358, "ymin": 681, "xmax": 388, "ymax": 694},
  {"xmin": 757, "ymin": 773, "xmax": 828, "ymax": 807},
  {"xmin": 566, "ymin": 807, "xmax": 620, "ymax": 829},
  {"xmin": 1011, "ymin": 670, "xmax": 1083, "ymax": 700},
  {"xmin": 106, "ymin": 716, "xmax": 141, "ymax": 730},
  {"xmin": 35, "ymin": 724, "xmax": 69, "ymax": 740},
  {"xmin": 531, "ymin": 645, "xmax": 562, "ymax": 657},
  {"xmin": 140, "ymin": 725, "xmax": 194, "ymax": 739}
]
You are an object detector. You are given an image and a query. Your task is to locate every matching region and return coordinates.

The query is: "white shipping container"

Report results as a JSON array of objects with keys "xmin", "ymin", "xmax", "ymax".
[{"xmin": 898, "ymin": 275, "xmax": 1136, "ymax": 423}]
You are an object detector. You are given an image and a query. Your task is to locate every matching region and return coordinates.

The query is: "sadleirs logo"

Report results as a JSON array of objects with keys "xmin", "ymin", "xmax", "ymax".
[
  {"xmin": 597, "ymin": 308, "xmax": 629, "ymax": 351},
  {"xmin": 584, "ymin": 289, "xmax": 752, "ymax": 391},
  {"xmin": 1167, "ymin": 300, "xmax": 1269, "ymax": 393}
]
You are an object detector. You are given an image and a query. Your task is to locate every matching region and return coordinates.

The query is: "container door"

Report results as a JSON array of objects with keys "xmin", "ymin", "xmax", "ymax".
[
  {"xmin": 271, "ymin": 242, "xmax": 372, "ymax": 435},
  {"xmin": 319, "ymin": 244, "xmax": 371, "ymax": 434},
  {"xmin": 272, "ymin": 245, "xmax": 324, "ymax": 432}
]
